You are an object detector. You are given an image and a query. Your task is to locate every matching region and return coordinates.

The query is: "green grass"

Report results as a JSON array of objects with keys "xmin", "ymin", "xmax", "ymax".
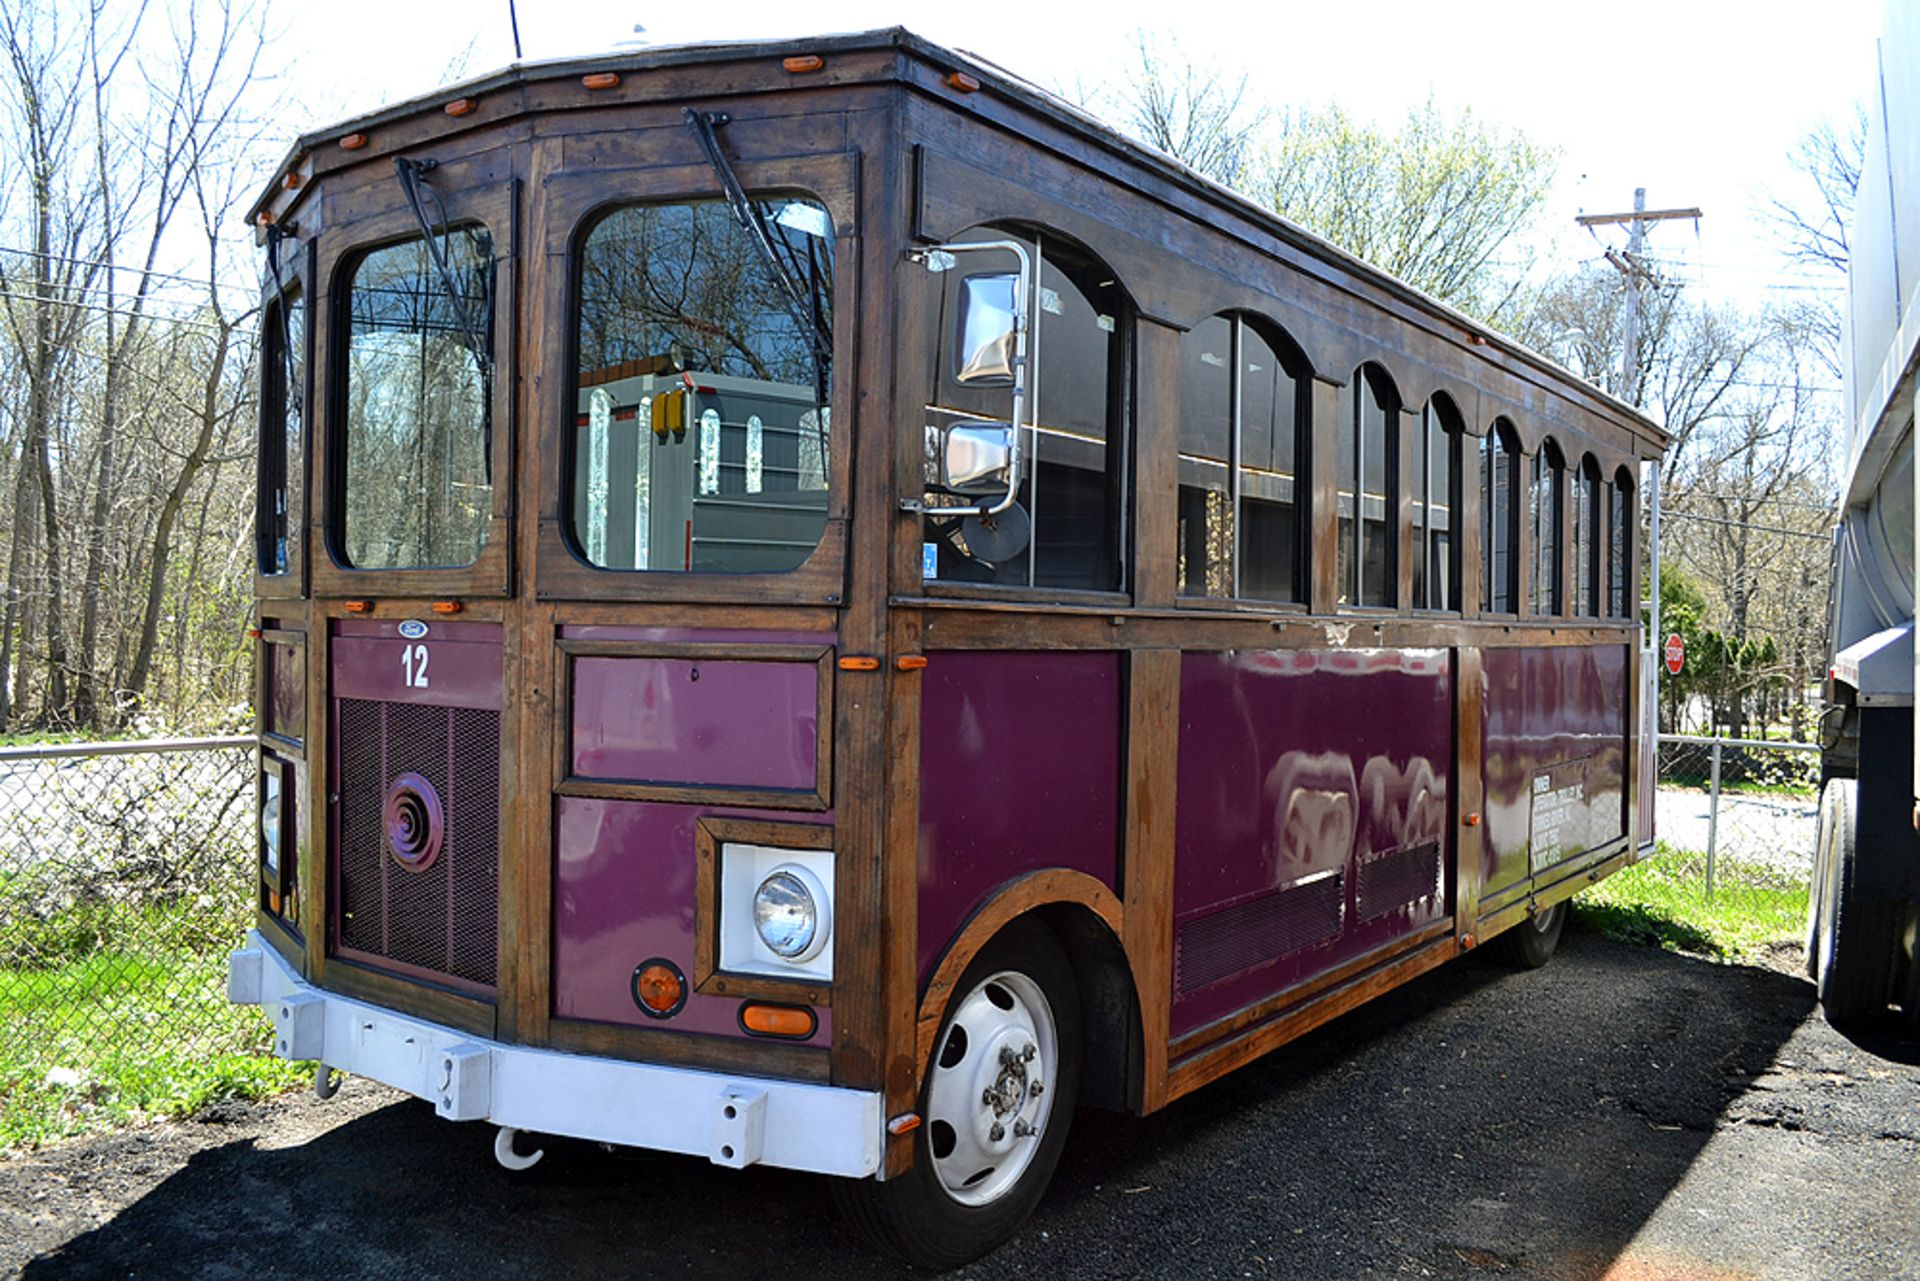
[
  {"xmin": 1574, "ymin": 843, "xmax": 1810, "ymax": 963},
  {"xmin": 1, "ymin": 889, "xmax": 307, "ymax": 1149}
]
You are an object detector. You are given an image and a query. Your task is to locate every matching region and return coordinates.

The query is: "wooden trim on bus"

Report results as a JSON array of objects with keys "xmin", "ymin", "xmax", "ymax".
[
  {"xmin": 1122, "ymin": 649, "xmax": 1180, "ymax": 1113},
  {"xmin": 1131, "ymin": 322, "xmax": 1180, "ymax": 609},
  {"xmin": 497, "ymin": 601, "xmax": 556, "ymax": 1047},
  {"xmin": 881, "ymin": 607, "xmax": 926, "ymax": 1174},
  {"xmin": 1166, "ymin": 930, "xmax": 1458, "ymax": 1101},
  {"xmin": 321, "ymin": 956, "xmax": 499, "ymax": 1039},
  {"xmin": 302, "ymin": 600, "xmax": 329, "ymax": 988},
  {"xmin": 547, "ymin": 1015, "xmax": 831, "ymax": 1083},
  {"xmin": 253, "ymin": 234, "xmax": 315, "ymax": 602},
  {"xmin": 691, "ymin": 816, "xmax": 836, "ymax": 1007},
  {"xmin": 1454, "ymin": 646, "xmax": 1485, "ymax": 939},
  {"xmin": 255, "ymin": 906, "xmax": 304, "ymax": 968},
  {"xmin": 913, "ymin": 869, "xmax": 1126, "ymax": 1077},
  {"xmin": 1474, "ymin": 838, "xmax": 1633, "ymax": 943}
]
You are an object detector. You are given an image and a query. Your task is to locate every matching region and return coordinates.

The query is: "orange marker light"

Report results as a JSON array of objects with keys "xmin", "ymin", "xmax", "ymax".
[
  {"xmin": 838, "ymin": 656, "xmax": 881, "ymax": 671},
  {"xmin": 1463, "ymin": 811, "xmax": 1482, "ymax": 827},
  {"xmin": 281, "ymin": 172, "xmax": 302, "ymax": 191},
  {"xmin": 581, "ymin": 72, "xmax": 620, "ymax": 90},
  {"xmin": 339, "ymin": 132, "xmax": 368, "ymax": 151},
  {"xmin": 948, "ymin": 71, "xmax": 981, "ymax": 93},
  {"xmin": 247, "ymin": 628, "xmax": 263, "ymax": 640},
  {"xmin": 783, "ymin": 55, "xmax": 824, "ymax": 74},
  {"xmin": 444, "ymin": 97, "xmax": 478, "ymax": 117},
  {"xmin": 256, "ymin": 211, "xmax": 275, "ymax": 227},
  {"xmin": 633, "ymin": 961, "xmax": 686, "ymax": 1017},
  {"xmin": 432, "ymin": 600, "xmax": 464, "ymax": 616},
  {"xmin": 343, "ymin": 600, "xmax": 375, "ymax": 615},
  {"xmin": 887, "ymin": 1113, "xmax": 923, "ymax": 1135},
  {"xmin": 740, "ymin": 1003, "xmax": 817, "ymax": 1039},
  {"xmin": 895, "ymin": 655, "xmax": 928, "ymax": 671}
]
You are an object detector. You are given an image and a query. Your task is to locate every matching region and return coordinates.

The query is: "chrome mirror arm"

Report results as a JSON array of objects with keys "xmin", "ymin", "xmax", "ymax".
[{"xmin": 903, "ymin": 239, "xmax": 1032, "ymax": 518}]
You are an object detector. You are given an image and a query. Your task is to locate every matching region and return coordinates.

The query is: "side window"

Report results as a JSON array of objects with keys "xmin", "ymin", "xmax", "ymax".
[
  {"xmin": 923, "ymin": 231, "xmax": 1127, "ymax": 592},
  {"xmin": 570, "ymin": 197, "xmax": 834, "ymax": 574},
  {"xmin": 1482, "ymin": 419, "xmax": 1521, "ymax": 613},
  {"xmin": 1412, "ymin": 397, "xmax": 1462, "ymax": 611},
  {"xmin": 1611, "ymin": 467, "xmax": 1635, "ymax": 617},
  {"xmin": 1336, "ymin": 364, "xmax": 1398, "ymax": 608},
  {"xmin": 259, "ymin": 286, "xmax": 304, "ymax": 575},
  {"xmin": 1175, "ymin": 313, "xmax": 1307, "ymax": 602},
  {"xmin": 1576, "ymin": 454, "xmax": 1602, "ymax": 616},
  {"xmin": 1531, "ymin": 439, "xmax": 1566, "ymax": 616}
]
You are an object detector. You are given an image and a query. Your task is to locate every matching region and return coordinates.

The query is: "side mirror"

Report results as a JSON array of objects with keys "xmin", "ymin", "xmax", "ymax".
[
  {"xmin": 939, "ymin": 420, "xmax": 1015, "ymax": 492},
  {"xmin": 907, "ymin": 239, "xmax": 1033, "ymax": 519},
  {"xmin": 956, "ymin": 274, "xmax": 1019, "ymax": 385}
]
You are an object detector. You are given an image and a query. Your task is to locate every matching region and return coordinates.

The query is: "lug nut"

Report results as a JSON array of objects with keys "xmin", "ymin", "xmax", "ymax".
[
  {"xmin": 1029, "ymin": 1080, "xmax": 1044, "ymax": 1096},
  {"xmin": 989, "ymin": 1122, "xmax": 1005, "ymax": 1142},
  {"xmin": 1022, "ymin": 1043, "xmax": 1037, "ymax": 1062},
  {"xmin": 1013, "ymin": 1120, "xmax": 1035, "ymax": 1138},
  {"xmin": 982, "ymin": 1088, "xmax": 996, "ymax": 1106}
]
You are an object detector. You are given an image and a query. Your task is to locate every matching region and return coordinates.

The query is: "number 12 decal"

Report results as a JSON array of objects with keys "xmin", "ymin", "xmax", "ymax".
[{"xmin": 400, "ymin": 643, "xmax": 431, "ymax": 688}]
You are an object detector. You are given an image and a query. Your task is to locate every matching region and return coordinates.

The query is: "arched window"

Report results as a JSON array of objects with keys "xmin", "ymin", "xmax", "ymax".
[
  {"xmin": 1413, "ymin": 396, "xmax": 1463, "ymax": 611},
  {"xmin": 921, "ymin": 229, "xmax": 1127, "ymax": 591},
  {"xmin": 1611, "ymin": 467, "xmax": 1635, "ymax": 617},
  {"xmin": 1337, "ymin": 365, "xmax": 1398, "ymax": 608},
  {"xmin": 1532, "ymin": 439, "xmax": 1565, "ymax": 616},
  {"xmin": 1482, "ymin": 420, "xmax": 1521, "ymax": 613},
  {"xmin": 1176, "ymin": 313, "xmax": 1306, "ymax": 602},
  {"xmin": 1575, "ymin": 454, "xmax": 1602, "ymax": 615}
]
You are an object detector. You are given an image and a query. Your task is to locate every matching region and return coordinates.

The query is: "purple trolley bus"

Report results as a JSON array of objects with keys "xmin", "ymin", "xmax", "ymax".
[{"xmin": 229, "ymin": 28, "xmax": 1667, "ymax": 1268}]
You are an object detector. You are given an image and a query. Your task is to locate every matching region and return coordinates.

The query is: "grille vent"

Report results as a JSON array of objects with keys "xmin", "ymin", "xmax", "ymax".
[
  {"xmin": 1175, "ymin": 873, "xmax": 1344, "ymax": 996},
  {"xmin": 1356, "ymin": 840, "xmax": 1443, "ymax": 923},
  {"xmin": 336, "ymin": 698, "xmax": 499, "ymax": 989}
]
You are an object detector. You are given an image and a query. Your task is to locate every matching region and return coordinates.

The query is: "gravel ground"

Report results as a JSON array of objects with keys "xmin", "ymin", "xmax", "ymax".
[{"xmin": 5, "ymin": 929, "xmax": 1917, "ymax": 1281}]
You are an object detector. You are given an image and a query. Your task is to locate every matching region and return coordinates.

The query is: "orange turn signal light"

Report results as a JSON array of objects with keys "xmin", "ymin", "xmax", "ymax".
[
  {"xmin": 1463, "ymin": 811, "xmax": 1482, "ymax": 827},
  {"xmin": 432, "ymin": 600, "xmax": 463, "ymax": 616},
  {"xmin": 581, "ymin": 72, "xmax": 620, "ymax": 90},
  {"xmin": 783, "ymin": 55, "xmax": 824, "ymax": 74},
  {"xmin": 343, "ymin": 600, "xmax": 375, "ymax": 615},
  {"xmin": 247, "ymin": 628, "xmax": 263, "ymax": 639},
  {"xmin": 887, "ymin": 1113, "xmax": 922, "ymax": 1135},
  {"xmin": 948, "ymin": 71, "xmax": 980, "ymax": 93},
  {"xmin": 740, "ymin": 1003, "xmax": 817, "ymax": 1039},
  {"xmin": 838, "ymin": 656, "xmax": 881, "ymax": 671},
  {"xmin": 444, "ymin": 97, "xmax": 477, "ymax": 117},
  {"xmin": 339, "ymin": 132, "xmax": 368, "ymax": 151},
  {"xmin": 895, "ymin": 654, "xmax": 928, "ymax": 671},
  {"xmin": 281, "ymin": 172, "xmax": 302, "ymax": 191},
  {"xmin": 632, "ymin": 960, "xmax": 686, "ymax": 1018}
]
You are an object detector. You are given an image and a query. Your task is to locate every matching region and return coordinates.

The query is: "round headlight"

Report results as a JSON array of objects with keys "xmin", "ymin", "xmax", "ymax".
[{"xmin": 752, "ymin": 864, "xmax": 830, "ymax": 963}]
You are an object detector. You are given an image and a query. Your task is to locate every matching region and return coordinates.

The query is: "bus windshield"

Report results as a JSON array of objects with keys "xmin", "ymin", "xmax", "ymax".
[{"xmin": 570, "ymin": 197, "xmax": 833, "ymax": 574}]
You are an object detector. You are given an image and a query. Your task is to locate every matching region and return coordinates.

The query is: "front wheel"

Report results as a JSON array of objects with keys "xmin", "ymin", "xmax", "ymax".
[
  {"xmin": 834, "ymin": 918, "xmax": 1081, "ymax": 1270},
  {"xmin": 1813, "ymin": 777, "xmax": 1901, "ymax": 1025}
]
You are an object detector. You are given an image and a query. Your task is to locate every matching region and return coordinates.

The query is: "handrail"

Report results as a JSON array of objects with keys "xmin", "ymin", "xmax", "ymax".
[
  {"xmin": 1656, "ymin": 733, "xmax": 1819, "ymax": 753},
  {"xmin": 0, "ymin": 735, "xmax": 255, "ymax": 764}
]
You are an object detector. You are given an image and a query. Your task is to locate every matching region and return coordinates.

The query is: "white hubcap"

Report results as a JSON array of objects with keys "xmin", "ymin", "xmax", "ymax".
[{"xmin": 924, "ymin": 969, "xmax": 1057, "ymax": 1207}]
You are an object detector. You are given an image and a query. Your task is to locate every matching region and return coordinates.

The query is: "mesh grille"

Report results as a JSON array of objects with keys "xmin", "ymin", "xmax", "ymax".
[
  {"xmin": 1356, "ymin": 840, "xmax": 1443, "ymax": 923},
  {"xmin": 1176, "ymin": 874, "xmax": 1344, "ymax": 996},
  {"xmin": 335, "ymin": 697, "xmax": 499, "ymax": 990}
]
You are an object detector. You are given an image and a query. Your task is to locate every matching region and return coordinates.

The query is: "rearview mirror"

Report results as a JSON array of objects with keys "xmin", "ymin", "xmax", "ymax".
[
  {"xmin": 956, "ymin": 274, "xmax": 1019, "ymax": 385},
  {"xmin": 939, "ymin": 420, "xmax": 1015, "ymax": 492}
]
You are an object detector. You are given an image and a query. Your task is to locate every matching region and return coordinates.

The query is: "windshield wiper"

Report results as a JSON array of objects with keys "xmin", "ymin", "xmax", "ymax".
[
  {"xmin": 683, "ymin": 108, "xmax": 833, "ymax": 395},
  {"xmin": 393, "ymin": 156, "xmax": 495, "ymax": 468}
]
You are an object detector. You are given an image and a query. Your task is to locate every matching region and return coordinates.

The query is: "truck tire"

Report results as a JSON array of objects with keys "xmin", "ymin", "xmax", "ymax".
[
  {"xmin": 1488, "ymin": 900, "xmax": 1567, "ymax": 969},
  {"xmin": 1813, "ymin": 777, "xmax": 1902, "ymax": 1025}
]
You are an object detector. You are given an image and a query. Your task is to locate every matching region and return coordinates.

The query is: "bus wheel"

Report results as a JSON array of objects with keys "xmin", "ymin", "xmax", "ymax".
[
  {"xmin": 834, "ymin": 917, "xmax": 1081, "ymax": 1270},
  {"xmin": 1814, "ymin": 778, "xmax": 1900, "ymax": 1025},
  {"xmin": 1489, "ymin": 900, "xmax": 1567, "ymax": 969}
]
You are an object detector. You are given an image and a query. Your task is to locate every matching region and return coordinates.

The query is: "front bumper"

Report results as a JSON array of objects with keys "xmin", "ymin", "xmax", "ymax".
[{"xmin": 228, "ymin": 931, "xmax": 883, "ymax": 1177}]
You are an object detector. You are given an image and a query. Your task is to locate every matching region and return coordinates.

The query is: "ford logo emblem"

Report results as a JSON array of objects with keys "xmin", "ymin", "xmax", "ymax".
[{"xmin": 397, "ymin": 619, "xmax": 429, "ymax": 640}]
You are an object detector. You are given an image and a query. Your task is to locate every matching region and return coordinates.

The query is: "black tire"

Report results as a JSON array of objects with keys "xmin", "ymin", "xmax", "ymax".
[
  {"xmin": 833, "ymin": 917, "xmax": 1081, "ymax": 1270},
  {"xmin": 1814, "ymin": 777, "xmax": 1901, "ymax": 1025},
  {"xmin": 1488, "ymin": 899, "xmax": 1567, "ymax": 969},
  {"xmin": 1805, "ymin": 776, "xmax": 1839, "ymax": 979}
]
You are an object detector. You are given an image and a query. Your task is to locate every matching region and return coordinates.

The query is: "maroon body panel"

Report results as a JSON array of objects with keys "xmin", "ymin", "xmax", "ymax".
[
  {"xmin": 1480, "ymin": 644, "xmax": 1629, "ymax": 897},
  {"xmin": 333, "ymin": 617, "xmax": 505, "ymax": 711},
  {"xmin": 570, "ymin": 655, "xmax": 818, "ymax": 789},
  {"xmin": 916, "ymin": 651, "xmax": 1124, "ymax": 983},
  {"xmin": 552, "ymin": 795, "xmax": 833, "ymax": 1045},
  {"xmin": 1171, "ymin": 649, "xmax": 1453, "ymax": 1039}
]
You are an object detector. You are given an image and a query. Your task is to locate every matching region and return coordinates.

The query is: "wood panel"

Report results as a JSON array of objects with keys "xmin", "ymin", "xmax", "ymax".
[
  {"xmin": 1454, "ymin": 646, "xmax": 1486, "ymax": 940},
  {"xmin": 1122, "ymin": 649, "xmax": 1179, "ymax": 1112},
  {"xmin": 1132, "ymin": 323, "xmax": 1181, "ymax": 610}
]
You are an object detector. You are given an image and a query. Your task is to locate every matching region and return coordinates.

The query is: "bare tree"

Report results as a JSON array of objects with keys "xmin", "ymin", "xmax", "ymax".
[{"xmin": 1764, "ymin": 110, "xmax": 1866, "ymax": 277}]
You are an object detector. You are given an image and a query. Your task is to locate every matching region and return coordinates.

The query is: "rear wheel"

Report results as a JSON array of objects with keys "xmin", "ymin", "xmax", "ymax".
[
  {"xmin": 1814, "ymin": 777, "xmax": 1901, "ymax": 1024},
  {"xmin": 834, "ymin": 918, "xmax": 1081, "ymax": 1270},
  {"xmin": 1489, "ymin": 900, "xmax": 1567, "ymax": 969}
]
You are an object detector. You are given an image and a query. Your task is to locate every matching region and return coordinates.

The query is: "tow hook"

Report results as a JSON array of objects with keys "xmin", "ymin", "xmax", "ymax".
[{"xmin": 494, "ymin": 1125, "xmax": 544, "ymax": 1171}]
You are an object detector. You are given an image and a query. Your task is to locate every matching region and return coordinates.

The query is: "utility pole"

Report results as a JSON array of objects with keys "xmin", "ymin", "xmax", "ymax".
[{"xmin": 1576, "ymin": 191, "xmax": 1702, "ymax": 405}]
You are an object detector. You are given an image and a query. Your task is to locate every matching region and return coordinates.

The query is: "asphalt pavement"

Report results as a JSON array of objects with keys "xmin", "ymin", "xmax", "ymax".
[{"xmin": 6, "ymin": 928, "xmax": 1917, "ymax": 1280}]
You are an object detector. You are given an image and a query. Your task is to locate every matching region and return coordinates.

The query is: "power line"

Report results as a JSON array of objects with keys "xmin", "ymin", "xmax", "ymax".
[
  {"xmin": 1661, "ymin": 508, "xmax": 1830, "ymax": 541},
  {"xmin": 0, "ymin": 245, "xmax": 256, "ymax": 299},
  {"xmin": 0, "ymin": 289, "xmax": 238, "ymax": 335}
]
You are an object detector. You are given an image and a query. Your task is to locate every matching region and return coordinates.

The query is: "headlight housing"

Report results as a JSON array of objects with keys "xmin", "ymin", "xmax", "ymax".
[{"xmin": 751, "ymin": 863, "xmax": 831, "ymax": 963}]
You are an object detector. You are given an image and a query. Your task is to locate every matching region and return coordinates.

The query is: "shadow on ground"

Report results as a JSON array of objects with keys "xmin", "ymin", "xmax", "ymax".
[{"xmin": 23, "ymin": 931, "xmax": 1830, "ymax": 1280}]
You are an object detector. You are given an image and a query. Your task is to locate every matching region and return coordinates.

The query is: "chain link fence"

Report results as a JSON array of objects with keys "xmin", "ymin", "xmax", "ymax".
[
  {"xmin": 0, "ymin": 736, "xmax": 295, "ymax": 1145},
  {"xmin": 1620, "ymin": 733, "xmax": 1820, "ymax": 960}
]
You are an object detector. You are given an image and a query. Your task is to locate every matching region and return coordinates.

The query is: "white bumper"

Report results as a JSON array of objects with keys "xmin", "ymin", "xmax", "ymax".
[{"xmin": 228, "ymin": 932, "xmax": 882, "ymax": 1178}]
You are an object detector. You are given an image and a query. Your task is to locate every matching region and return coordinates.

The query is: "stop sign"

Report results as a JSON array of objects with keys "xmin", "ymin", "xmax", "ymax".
[{"xmin": 1663, "ymin": 632, "xmax": 1685, "ymax": 676}]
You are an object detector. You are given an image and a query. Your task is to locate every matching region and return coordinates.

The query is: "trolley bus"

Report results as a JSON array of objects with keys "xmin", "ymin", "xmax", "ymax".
[{"xmin": 228, "ymin": 28, "xmax": 1667, "ymax": 1268}]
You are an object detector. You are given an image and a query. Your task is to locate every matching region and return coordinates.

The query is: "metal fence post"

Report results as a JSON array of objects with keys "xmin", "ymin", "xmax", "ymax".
[{"xmin": 1705, "ymin": 736, "xmax": 1722, "ymax": 898}]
